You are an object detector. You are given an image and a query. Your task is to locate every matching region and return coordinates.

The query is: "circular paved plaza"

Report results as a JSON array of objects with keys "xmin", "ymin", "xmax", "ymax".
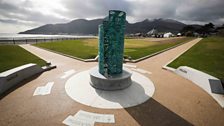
[{"xmin": 0, "ymin": 38, "xmax": 223, "ymax": 126}]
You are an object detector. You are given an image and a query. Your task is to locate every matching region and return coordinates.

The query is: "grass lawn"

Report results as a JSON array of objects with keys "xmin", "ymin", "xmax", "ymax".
[
  {"xmin": 34, "ymin": 37, "xmax": 194, "ymax": 60},
  {"xmin": 0, "ymin": 45, "xmax": 46, "ymax": 73},
  {"xmin": 124, "ymin": 37, "xmax": 194, "ymax": 59},
  {"xmin": 168, "ymin": 36, "xmax": 224, "ymax": 79},
  {"xmin": 35, "ymin": 39, "xmax": 98, "ymax": 59}
]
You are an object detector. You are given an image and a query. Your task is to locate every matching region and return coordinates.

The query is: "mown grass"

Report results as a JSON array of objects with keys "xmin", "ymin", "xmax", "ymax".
[
  {"xmin": 35, "ymin": 39, "xmax": 98, "ymax": 59},
  {"xmin": 124, "ymin": 37, "xmax": 194, "ymax": 59},
  {"xmin": 0, "ymin": 45, "xmax": 46, "ymax": 73},
  {"xmin": 34, "ymin": 37, "xmax": 194, "ymax": 60},
  {"xmin": 168, "ymin": 36, "xmax": 224, "ymax": 79}
]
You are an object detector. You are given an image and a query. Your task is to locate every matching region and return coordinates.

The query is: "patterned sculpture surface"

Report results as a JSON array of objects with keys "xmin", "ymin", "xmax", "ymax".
[{"xmin": 98, "ymin": 10, "xmax": 126, "ymax": 76}]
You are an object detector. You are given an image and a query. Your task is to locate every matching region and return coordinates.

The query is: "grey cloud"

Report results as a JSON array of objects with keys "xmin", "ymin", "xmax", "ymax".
[
  {"xmin": 0, "ymin": 0, "xmax": 69, "ymax": 25},
  {"xmin": 0, "ymin": 0, "xmax": 224, "ymax": 33},
  {"xmin": 0, "ymin": 19, "xmax": 18, "ymax": 24},
  {"xmin": 127, "ymin": 0, "xmax": 180, "ymax": 22},
  {"xmin": 63, "ymin": 0, "xmax": 131, "ymax": 19},
  {"xmin": 176, "ymin": 0, "xmax": 224, "ymax": 24}
]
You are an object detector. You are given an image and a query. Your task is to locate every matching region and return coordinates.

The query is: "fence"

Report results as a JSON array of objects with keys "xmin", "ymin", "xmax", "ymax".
[{"xmin": 0, "ymin": 37, "xmax": 95, "ymax": 45}]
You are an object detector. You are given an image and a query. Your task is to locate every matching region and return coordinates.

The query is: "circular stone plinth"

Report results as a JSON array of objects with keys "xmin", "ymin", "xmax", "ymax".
[
  {"xmin": 89, "ymin": 67, "xmax": 132, "ymax": 91},
  {"xmin": 65, "ymin": 69, "xmax": 155, "ymax": 109}
]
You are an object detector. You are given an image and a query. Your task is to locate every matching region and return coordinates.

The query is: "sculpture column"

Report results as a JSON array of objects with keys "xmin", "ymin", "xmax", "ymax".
[
  {"xmin": 90, "ymin": 10, "xmax": 132, "ymax": 91},
  {"xmin": 99, "ymin": 10, "xmax": 126, "ymax": 76}
]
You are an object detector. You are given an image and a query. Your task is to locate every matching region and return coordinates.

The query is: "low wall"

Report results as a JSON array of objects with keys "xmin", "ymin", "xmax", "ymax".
[
  {"xmin": 0, "ymin": 63, "xmax": 44, "ymax": 94},
  {"xmin": 175, "ymin": 66, "xmax": 224, "ymax": 108}
]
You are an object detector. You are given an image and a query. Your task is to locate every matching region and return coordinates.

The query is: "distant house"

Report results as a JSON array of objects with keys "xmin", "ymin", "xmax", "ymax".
[
  {"xmin": 156, "ymin": 33, "xmax": 164, "ymax": 38},
  {"xmin": 164, "ymin": 32, "xmax": 173, "ymax": 38},
  {"xmin": 216, "ymin": 26, "xmax": 224, "ymax": 36},
  {"xmin": 193, "ymin": 32, "xmax": 200, "ymax": 37}
]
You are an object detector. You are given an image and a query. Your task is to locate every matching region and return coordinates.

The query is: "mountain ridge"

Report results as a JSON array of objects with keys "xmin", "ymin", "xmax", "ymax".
[{"xmin": 19, "ymin": 18, "xmax": 186, "ymax": 35}]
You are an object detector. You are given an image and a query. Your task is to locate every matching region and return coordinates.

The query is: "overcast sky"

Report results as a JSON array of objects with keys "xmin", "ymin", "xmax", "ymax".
[{"xmin": 0, "ymin": 0, "xmax": 223, "ymax": 33}]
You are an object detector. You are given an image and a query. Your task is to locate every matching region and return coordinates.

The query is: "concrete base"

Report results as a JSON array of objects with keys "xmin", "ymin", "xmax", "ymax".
[
  {"xmin": 89, "ymin": 67, "xmax": 132, "ymax": 91},
  {"xmin": 65, "ymin": 69, "xmax": 155, "ymax": 109}
]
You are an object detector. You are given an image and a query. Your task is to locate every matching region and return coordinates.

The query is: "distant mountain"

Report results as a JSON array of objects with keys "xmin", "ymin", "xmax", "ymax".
[
  {"xmin": 20, "ymin": 19, "xmax": 103, "ymax": 35},
  {"xmin": 19, "ymin": 18, "xmax": 186, "ymax": 35},
  {"xmin": 126, "ymin": 18, "xmax": 186, "ymax": 34}
]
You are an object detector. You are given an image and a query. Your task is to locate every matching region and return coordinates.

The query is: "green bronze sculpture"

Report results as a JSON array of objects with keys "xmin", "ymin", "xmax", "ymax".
[
  {"xmin": 90, "ymin": 10, "xmax": 131, "ymax": 91},
  {"xmin": 98, "ymin": 10, "xmax": 126, "ymax": 76}
]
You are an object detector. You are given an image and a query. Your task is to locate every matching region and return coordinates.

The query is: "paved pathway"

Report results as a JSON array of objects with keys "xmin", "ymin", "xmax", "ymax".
[{"xmin": 0, "ymin": 38, "xmax": 223, "ymax": 126}]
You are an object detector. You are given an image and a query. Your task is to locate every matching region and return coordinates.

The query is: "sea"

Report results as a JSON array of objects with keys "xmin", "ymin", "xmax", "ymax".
[{"xmin": 0, "ymin": 33, "xmax": 96, "ymax": 44}]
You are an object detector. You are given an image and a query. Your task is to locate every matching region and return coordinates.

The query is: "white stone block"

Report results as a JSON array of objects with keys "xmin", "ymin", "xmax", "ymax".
[
  {"xmin": 175, "ymin": 66, "xmax": 224, "ymax": 108},
  {"xmin": 74, "ymin": 110, "xmax": 115, "ymax": 123},
  {"xmin": 61, "ymin": 70, "xmax": 76, "ymax": 79},
  {"xmin": 63, "ymin": 115, "xmax": 94, "ymax": 126},
  {"xmin": 33, "ymin": 82, "xmax": 54, "ymax": 96},
  {"xmin": 131, "ymin": 68, "xmax": 152, "ymax": 74}
]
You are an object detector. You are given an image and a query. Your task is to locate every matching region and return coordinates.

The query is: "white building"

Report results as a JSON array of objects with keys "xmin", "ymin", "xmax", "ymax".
[
  {"xmin": 164, "ymin": 32, "xmax": 173, "ymax": 38},
  {"xmin": 177, "ymin": 33, "xmax": 181, "ymax": 36}
]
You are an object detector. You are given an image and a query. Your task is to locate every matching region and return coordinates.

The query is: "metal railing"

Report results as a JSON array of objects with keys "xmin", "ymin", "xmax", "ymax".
[{"xmin": 0, "ymin": 37, "xmax": 95, "ymax": 45}]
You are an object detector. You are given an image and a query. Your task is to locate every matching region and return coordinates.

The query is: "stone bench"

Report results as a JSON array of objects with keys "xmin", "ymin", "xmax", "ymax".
[{"xmin": 0, "ymin": 63, "xmax": 44, "ymax": 95}]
